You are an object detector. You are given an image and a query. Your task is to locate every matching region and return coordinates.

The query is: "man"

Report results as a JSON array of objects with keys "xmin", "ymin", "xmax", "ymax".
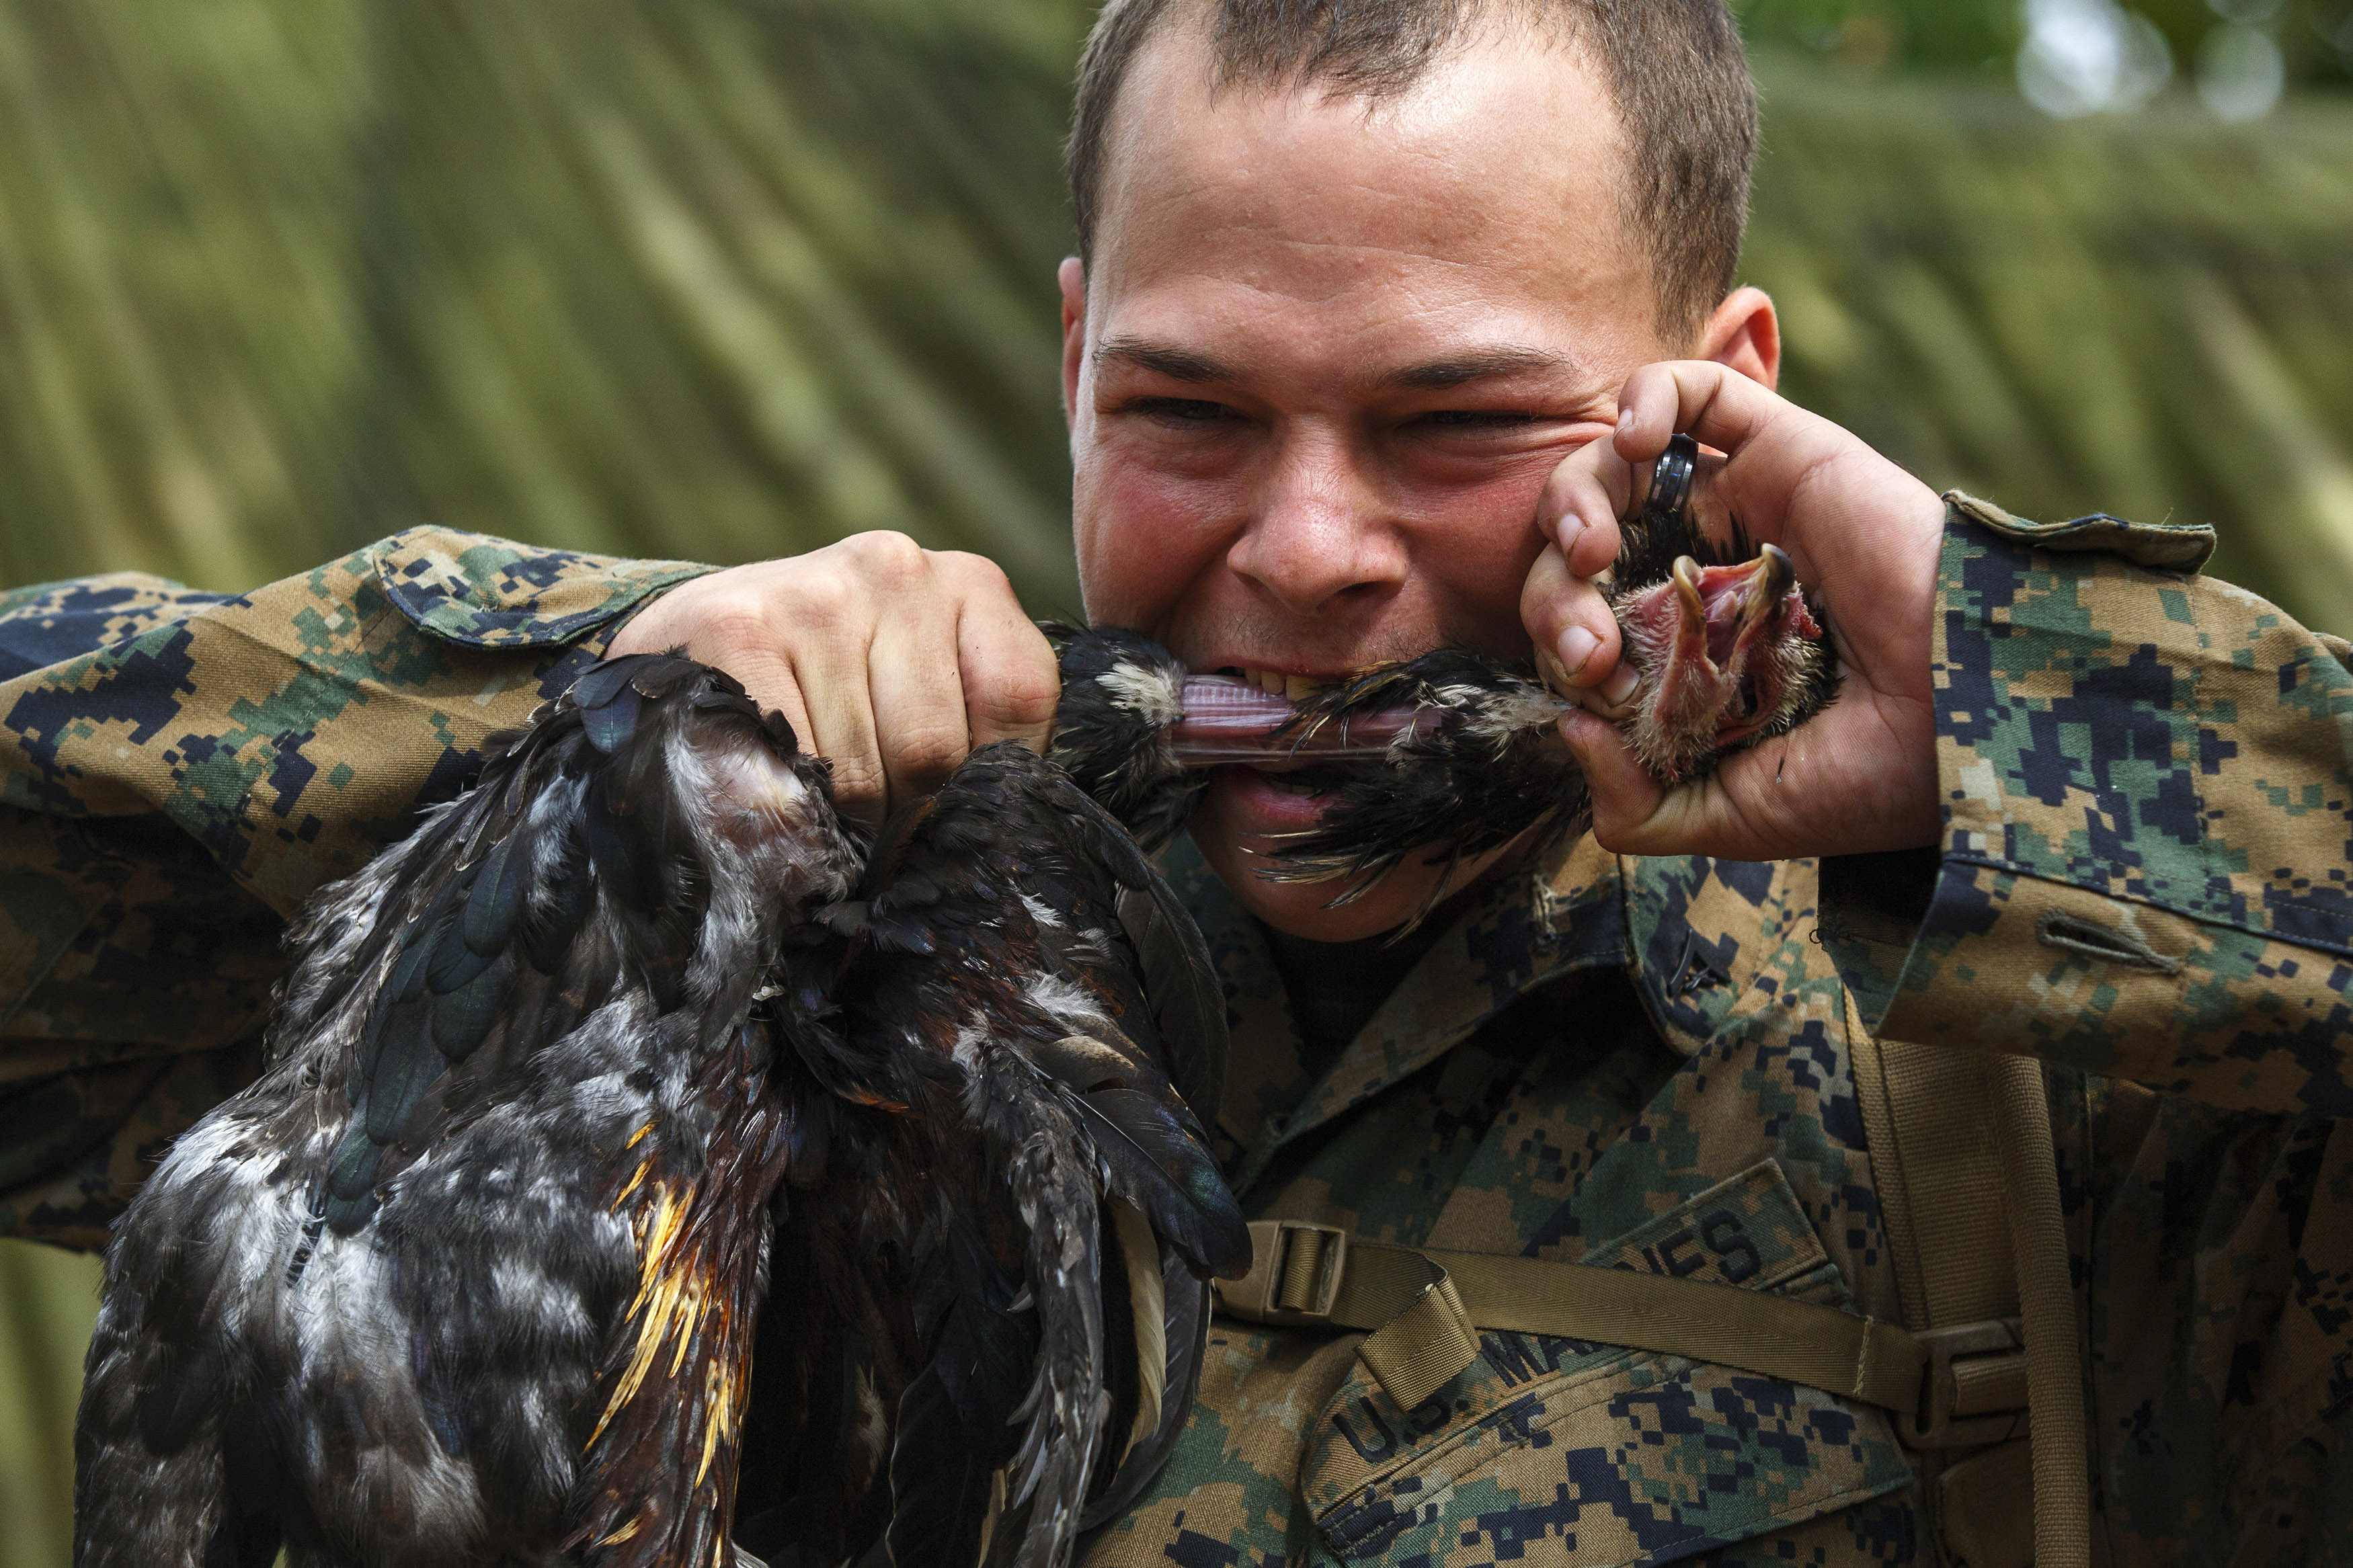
[{"xmin": 3, "ymin": 1, "xmax": 2348, "ymax": 1563}]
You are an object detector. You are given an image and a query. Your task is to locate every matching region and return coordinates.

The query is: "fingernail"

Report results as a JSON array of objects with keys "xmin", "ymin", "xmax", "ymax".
[
  {"xmin": 1601, "ymin": 663, "xmax": 1640, "ymax": 706},
  {"xmin": 1555, "ymin": 514, "xmax": 1584, "ymax": 555},
  {"xmin": 1616, "ymin": 407, "xmax": 1635, "ymax": 436},
  {"xmin": 1556, "ymin": 626, "xmax": 1599, "ymax": 681}
]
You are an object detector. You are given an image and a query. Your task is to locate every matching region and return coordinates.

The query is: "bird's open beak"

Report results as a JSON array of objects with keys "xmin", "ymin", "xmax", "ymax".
[
  {"xmin": 1736, "ymin": 545, "xmax": 1792, "ymax": 638},
  {"xmin": 1671, "ymin": 555, "xmax": 1711, "ymax": 667},
  {"xmin": 1730, "ymin": 544, "xmax": 1813, "ymax": 663},
  {"xmin": 1667, "ymin": 544, "xmax": 1814, "ymax": 676}
]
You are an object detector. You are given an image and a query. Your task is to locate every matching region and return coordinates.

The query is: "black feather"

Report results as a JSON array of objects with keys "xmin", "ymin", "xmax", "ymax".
[
  {"xmin": 364, "ymin": 1027, "xmax": 444, "ymax": 1144},
  {"xmin": 1080, "ymin": 1246, "xmax": 1206, "ymax": 1534},
  {"xmin": 321, "ymin": 1124, "xmax": 381, "ymax": 1231},
  {"xmin": 581, "ymin": 784, "xmax": 655, "ymax": 913},
  {"xmin": 522, "ymin": 824, "xmax": 594, "ymax": 972},
  {"xmin": 461, "ymin": 830, "xmax": 526, "ymax": 957},
  {"xmin": 386, "ymin": 930, "xmax": 432, "ymax": 1004},
  {"xmin": 429, "ymin": 948, "xmax": 513, "ymax": 1062},
  {"xmin": 1065, "ymin": 1086, "xmax": 1249, "ymax": 1278},
  {"xmin": 564, "ymin": 655, "xmax": 645, "ymax": 712},
  {"xmin": 425, "ymin": 915, "xmax": 499, "ymax": 996},
  {"xmin": 354, "ymin": 945, "xmax": 424, "ymax": 1082},
  {"xmin": 1262, "ymin": 652, "xmax": 1583, "ymax": 905},
  {"xmin": 1043, "ymin": 623, "xmax": 1203, "ymax": 851},
  {"xmin": 1091, "ymin": 1205, "xmax": 1142, "ymax": 1490},
  {"xmin": 577, "ymin": 684, "xmax": 641, "ymax": 755},
  {"xmin": 885, "ymin": 1366, "xmax": 1000, "ymax": 1568},
  {"xmin": 134, "ymin": 1344, "xmax": 228, "ymax": 1457},
  {"xmin": 1113, "ymin": 880, "xmax": 1225, "ymax": 1124},
  {"xmin": 80, "ymin": 652, "xmax": 863, "ymax": 1568}
]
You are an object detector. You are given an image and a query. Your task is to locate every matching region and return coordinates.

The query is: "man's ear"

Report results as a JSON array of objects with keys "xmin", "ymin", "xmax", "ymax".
[
  {"xmin": 1694, "ymin": 286, "xmax": 1780, "ymax": 393},
  {"xmin": 1059, "ymin": 256, "xmax": 1087, "ymax": 430}
]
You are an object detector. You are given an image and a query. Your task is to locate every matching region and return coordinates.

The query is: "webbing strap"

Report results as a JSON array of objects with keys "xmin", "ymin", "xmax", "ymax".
[
  {"xmin": 1212, "ymin": 1220, "xmax": 1929, "ymax": 1415},
  {"xmin": 1849, "ymin": 1022, "xmax": 2037, "ymax": 1454},
  {"xmin": 1849, "ymin": 1029, "xmax": 2016, "ymax": 1332},
  {"xmin": 1993, "ymin": 1055, "xmax": 2093, "ymax": 1568}
]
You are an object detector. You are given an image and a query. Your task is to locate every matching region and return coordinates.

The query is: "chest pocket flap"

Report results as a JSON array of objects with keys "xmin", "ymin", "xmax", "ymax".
[{"xmin": 1300, "ymin": 1161, "xmax": 1915, "ymax": 1566}]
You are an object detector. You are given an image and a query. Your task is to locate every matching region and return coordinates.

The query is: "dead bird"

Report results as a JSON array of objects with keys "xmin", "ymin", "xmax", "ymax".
[
  {"xmin": 79, "ymin": 647, "xmax": 1244, "ymax": 1568},
  {"xmin": 75, "ymin": 655, "xmax": 865, "ymax": 1568}
]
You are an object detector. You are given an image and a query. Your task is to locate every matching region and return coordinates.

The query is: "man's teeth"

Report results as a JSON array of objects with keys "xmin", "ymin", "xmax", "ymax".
[{"xmin": 1238, "ymin": 668, "xmax": 1334, "ymax": 700}]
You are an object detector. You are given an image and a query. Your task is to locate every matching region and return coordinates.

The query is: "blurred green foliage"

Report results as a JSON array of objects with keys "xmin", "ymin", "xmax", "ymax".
[
  {"xmin": 0, "ymin": 1245, "xmax": 87, "ymax": 1568},
  {"xmin": 1751, "ymin": 67, "xmax": 2353, "ymax": 622},
  {"xmin": 4, "ymin": 3, "xmax": 2352, "ymax": 1563},
  {"xmin": 1741, "ymin": 0, "xmax": 2021, "ymax": 73},
  {"xmin": 1737, "ymin": 0, "xmax": 2353, "ymax": 89}
]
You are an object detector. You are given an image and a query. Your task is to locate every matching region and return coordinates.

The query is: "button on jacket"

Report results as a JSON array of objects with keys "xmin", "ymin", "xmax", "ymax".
[{"xmin": 2, "ymin": 502, "xmax": 2347, "ymax": 1563}]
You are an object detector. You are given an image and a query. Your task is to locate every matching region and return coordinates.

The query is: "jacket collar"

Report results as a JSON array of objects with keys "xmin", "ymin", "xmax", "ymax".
[{"xmin": 1167, "ymin": 831, "xmax": 1825, "ymax": 1191}]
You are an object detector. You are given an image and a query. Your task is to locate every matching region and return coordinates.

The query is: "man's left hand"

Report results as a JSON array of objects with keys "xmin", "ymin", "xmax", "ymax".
[{"xmin": 1523, "ymin": 361, "xmax": 1946, "ymax": 861}]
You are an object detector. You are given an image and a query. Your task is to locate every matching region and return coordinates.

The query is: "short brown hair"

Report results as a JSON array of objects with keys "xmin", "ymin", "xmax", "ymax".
[{"xmin": 1068, "ymin": 0, "xmax": 1759, "ymax": 339}]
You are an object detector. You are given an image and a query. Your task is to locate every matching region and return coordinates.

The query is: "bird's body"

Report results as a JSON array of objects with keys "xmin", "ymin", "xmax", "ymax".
[
  {"xmin": 80, "ymin": 656, "xmax": 1244, "ymax": 1568},
  {"xmin": 75, "ymin": 656, "xmax": 862, "ymax": 1568}
]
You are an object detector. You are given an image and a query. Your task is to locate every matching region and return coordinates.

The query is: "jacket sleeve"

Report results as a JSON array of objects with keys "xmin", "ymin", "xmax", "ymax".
[
  {"xmin": 0, "ymin": 528, "xmax": 712, "ymax": 1246},
  {"xmin": 1827, "ymin": 493, "xmax": 2353, "ymax": 1118}
]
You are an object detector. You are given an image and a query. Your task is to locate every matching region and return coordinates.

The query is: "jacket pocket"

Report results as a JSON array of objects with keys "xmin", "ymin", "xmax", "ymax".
[
  {"xmin": 371, "ymin": 526, "xmax": 713, "ymax": 649},
  {"xmin": 1299, "ymin": 1161, "xmax": 1915, "ymax": 1567}
]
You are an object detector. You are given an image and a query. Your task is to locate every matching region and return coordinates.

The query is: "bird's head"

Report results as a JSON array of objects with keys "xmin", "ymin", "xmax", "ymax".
[
  {"xmin": 1609, "ymin": 541, "xmax": 1834, "ymax": 786},
  {"xmin": 555, "ymin": 655, "xmax": 867, "ymax": 1014}
]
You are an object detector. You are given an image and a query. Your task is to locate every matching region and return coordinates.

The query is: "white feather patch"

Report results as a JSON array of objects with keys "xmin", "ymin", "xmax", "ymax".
[
  {"xmin": 1093, "ymin": 663, "xmax": 1183, "ymax": 727},
  {"xmin": 1023, "ymin": 973, "xmax": 1115, "ymax": 1036}
]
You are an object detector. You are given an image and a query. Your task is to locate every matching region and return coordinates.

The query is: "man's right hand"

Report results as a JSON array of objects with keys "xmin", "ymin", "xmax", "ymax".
[{"xmin": 606, "ymin": 532, "xmax": 1061, "ymax": 829}]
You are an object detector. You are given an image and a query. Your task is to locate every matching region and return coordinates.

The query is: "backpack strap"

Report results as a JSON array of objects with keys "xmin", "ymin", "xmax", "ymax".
[
  {"xmin": 1993, "ymin": 1053, "xmax": 2094, "ymax": 1568},
  {"xmin": 1849, "ymin": 983, "xmax": 2091, "ymax": 1568},
  {"xmin": 1213, "ymin": 1219, "xmax": 1929, "ymax": 1417}
]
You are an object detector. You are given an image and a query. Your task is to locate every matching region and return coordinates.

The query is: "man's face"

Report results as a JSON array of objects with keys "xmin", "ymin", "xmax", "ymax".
[{"xmin": 1064, "ymin": 24, "xmax": 1687, "ymax": 940}]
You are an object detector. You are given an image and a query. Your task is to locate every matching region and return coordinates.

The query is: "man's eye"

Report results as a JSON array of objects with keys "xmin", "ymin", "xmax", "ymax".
[
  {"xmin": 1135, "ymin": 398, "xmax": 1236, "ymax": 426},
  {"xmin": 1412, "ymin": 410, "xmax": 1540, "ymax": 431}
]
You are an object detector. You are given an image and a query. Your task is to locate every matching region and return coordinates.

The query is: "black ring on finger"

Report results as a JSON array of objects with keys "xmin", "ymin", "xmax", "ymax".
[{"xmin": 1643, "ymin": 431, "xmax": 1698, "ymax": 527}]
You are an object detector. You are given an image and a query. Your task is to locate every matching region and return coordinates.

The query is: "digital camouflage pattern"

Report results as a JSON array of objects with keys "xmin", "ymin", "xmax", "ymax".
[
  {"xmin": 0, "ymin": 529, "xmax": 712, "ymax": 1247},
  {"xmin": 3, "ymin": 505, "xmax": 2349, "ymax": 1563}
]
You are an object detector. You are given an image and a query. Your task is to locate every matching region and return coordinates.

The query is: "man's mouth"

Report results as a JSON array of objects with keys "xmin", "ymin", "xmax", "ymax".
[
  {"xmin": 1165, "ymin": 669, "xmax": 1425, "ymax": 764},
  {"xmin": 1224, "ymin": 669, "xmax": 1346, "ymax": 780},
  {"xmin": 1230, "ymin": 666, "xmax": 1341, "ymax": 701}
]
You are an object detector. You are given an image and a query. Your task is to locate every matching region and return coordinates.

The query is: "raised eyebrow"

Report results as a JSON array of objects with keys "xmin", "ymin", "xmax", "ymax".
[
  {"xmin": 1092, "ymin": 336, "xmax": 1241, "ymax": 384},
  {"xmin": 1388, "ymin": 346, "xmax": 1581, "ymax": 390}
]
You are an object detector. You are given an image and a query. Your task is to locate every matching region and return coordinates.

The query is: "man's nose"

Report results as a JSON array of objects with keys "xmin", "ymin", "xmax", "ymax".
[{"xmin": 1225, "ymin": 434, "xmax": 1406, "ymax": 617}]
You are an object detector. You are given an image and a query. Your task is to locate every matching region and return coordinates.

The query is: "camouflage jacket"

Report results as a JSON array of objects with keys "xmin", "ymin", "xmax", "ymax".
[{"xmin": 4, "ymin": 504, "xmax": 2350, "ymax": 1565}]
